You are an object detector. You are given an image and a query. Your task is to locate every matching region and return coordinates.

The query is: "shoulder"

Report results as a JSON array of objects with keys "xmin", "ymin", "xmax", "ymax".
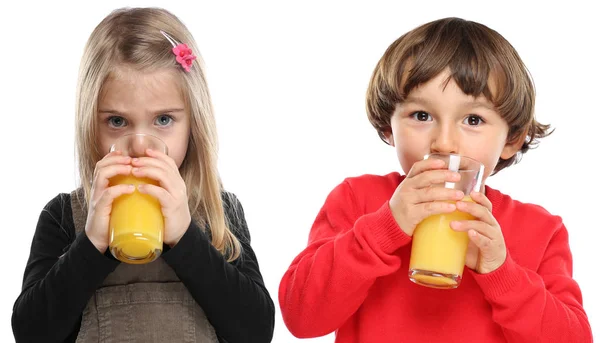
[
  {"xmin": 486, "ymin": 186, "xmax": 564, "ymax": 235},
  {"xmin": 221, "ymin": 191, "xmax": 244, "ymax": 217},
  {"xmin": 41, "ymin": 192, "xmax": 73, "ymax": 221},
  {"xmin": 35, "ymin": 192, "xmax": 77, "ymax": 243},
  {"xmin": 220, "ymin": 191, "xmax": 250, "ymax": 241},
  {"xmin": 342, "ymin": 171, "xmax": 404, "ymax": 191},
  {"xmin": 328, "ymin": 172, "xmax": 404, "ymax": 213},
  {"xmin": 485, "ymin": 187, "xmax": 572, "ymax": 270},
  {"xmin": 488, "ymin": 187, "xmax": 561, "ymax": 220},
  {"xmin": 44, "ymin": 192, "xmax": 71, "ymax": 208}
]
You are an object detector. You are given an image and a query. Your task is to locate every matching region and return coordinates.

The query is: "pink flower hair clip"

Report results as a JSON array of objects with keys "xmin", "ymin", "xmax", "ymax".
[{"xmin": 160, "ymin": 30, "xmax": 197, "ymax": 72}]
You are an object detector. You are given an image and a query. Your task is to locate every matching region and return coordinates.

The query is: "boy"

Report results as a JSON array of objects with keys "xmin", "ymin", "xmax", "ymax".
[{"xmin": 279, "ymin": 17, "xmax": 591, "ymax": 342}]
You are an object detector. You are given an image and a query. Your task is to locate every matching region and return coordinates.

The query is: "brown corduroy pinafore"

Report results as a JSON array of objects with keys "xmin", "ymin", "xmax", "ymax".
[{"xmin": 70, "ymin": 188, "xmax": 219, "ymax": 343}]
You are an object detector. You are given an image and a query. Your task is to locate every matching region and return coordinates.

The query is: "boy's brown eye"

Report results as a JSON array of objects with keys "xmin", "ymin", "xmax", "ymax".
[
  {"xmin": 466, "ymin": 115, "xmax": 483, "ymax": 126},
  {"xmin": 411, "ymin": 111, "xmax": 431, "ymax": 121}
]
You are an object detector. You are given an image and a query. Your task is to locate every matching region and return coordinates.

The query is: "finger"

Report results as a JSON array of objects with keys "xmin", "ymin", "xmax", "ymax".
[
  {"xmin": 137, "ymin": 183, "xmax": 172, "ymax": 210},
  {"xmin": 131, "ymin": 165, "xmax": 176, "ymax": 193},
  {"xmin": 94, "ymin": 154, "xmax": 131, "ymax": 181},
  {"xmin": 450, "ymin": 220, "xmax": 495, "ymax": 240},
  {"xmin": 455, "ymin": 199, "xmax": 496, "ymax": 226},
  {"xmin": 92, "ymin": 164, "xmax": 133, "ymax": 197},
  {"xmin": 145, "ymin": 148, "xmax": 178, "ymax": 170},
  {"xmin": 464, "ymin": 240, "xmax": 479, "ymax": 269},
  {"xmin": 96, "ymin": 151, "xmax": 131, "ymax": 169},
  {"xmin": 415, "ymin": 200, "xmax": 457, "ymax": 219},
  {"xmin": 466, "ymin": 229, "xmax": 493, "ymax": 252},
  {"xmin": 409, "ymin": 169, "xmax": 461, "ymax": 189},
  {"xmin": 131, "ymin": 156, "xmax": 170, "ymax": 172},
  {"xmin": 406, "ymin": 158, "xmax": 446, "ymax": 178},
  {"xmin": 469, "ymin": 191, "xmax": 493, "ymax": 213},
  {"xmin": 413, "ymin": 187, "xmax": 464, "ymax": 204},
  {"xmin": 95, "ymin": 184, "xmax": 136, "ymax": 215}
]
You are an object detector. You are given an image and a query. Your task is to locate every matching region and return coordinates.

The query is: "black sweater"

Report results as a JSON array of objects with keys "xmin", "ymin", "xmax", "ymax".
[{"xmin": 12, "ymin": 192, "xmax": 274, "ymax": 343}]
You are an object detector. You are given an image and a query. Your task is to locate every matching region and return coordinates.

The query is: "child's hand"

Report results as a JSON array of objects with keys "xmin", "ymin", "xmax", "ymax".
[
  {"xmin": 450, "ymin": 191, "xmax": 506, "ymax": 274},
  {"xmin": 389, "ymin": 158, "xmax": 465, "ymax": 236},
  {"xmin": 85, "ymin": 151, "xmax": 135, "ymax": 253},
  {"xmin": 131, "ymin": 148, "xmax": 191, "ymax": 247}
]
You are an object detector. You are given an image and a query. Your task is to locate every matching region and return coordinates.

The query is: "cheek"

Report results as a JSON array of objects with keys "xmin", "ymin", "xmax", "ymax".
[
  {"xmin": 481, "ymin": 158, "xmax": 498, "ymax": 179},
  {"xmin": 167, "ymin": 137, "xmax": 189, "ymax": 169},
  {"xmin": 477, "ymin": 145, "xmax": 505, "ymax": 178},
  {"xmin": 96, "ymin": 132, "xmax": 113, "ymax": 157},
  {"xmin": 395, "ymin": 140, "xmax": 426, "ymax": 175},
  {"xmin": 391, "ymin": 124, "xmax": 429, "ymax": 174},
  {"xmin": 396, "ymin": 147, "xmax": 425, "ymax": 174}
]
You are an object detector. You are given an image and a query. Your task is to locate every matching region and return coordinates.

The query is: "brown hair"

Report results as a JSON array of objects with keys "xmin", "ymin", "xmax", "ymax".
[
  {"xmin": 75, "ymin": 7, "xmax": 241, "ymax": 261},
  {"xmin": 366, "ymin": 17, "xmax": 552, "ymax": 173}
]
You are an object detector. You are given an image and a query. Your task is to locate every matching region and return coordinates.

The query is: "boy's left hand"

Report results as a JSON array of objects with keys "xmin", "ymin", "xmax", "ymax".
[
  {"xmin": 131, "ymin": 148, "xmax": 191, "ymax": 248},
  {"xmin": 450, "ymin": 191, "xmax": 506, "ymax": 274}
]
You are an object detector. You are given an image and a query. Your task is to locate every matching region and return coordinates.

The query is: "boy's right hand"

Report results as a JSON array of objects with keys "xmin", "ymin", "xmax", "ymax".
[
  {"xmin": 389, "ymin": 158, "xmax": 465, "ymax": 237},
  {"xmin": 85, "ymin": 151, "xmax": 134, "ymax": 253}
]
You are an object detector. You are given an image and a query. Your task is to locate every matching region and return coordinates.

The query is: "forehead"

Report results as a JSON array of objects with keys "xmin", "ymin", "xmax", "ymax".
[
  {"xmin": 401, "ymin": 64, "xmax": 502, "ymax": 104},
  {"xmin": 99, "ymin": 67, "xmax": 185, "ymax": 108}
]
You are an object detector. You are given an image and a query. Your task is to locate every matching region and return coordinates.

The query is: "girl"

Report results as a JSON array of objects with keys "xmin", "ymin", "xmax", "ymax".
[{"xmin": 12, "ymin": 7, "xmax": 274, "ymax": 343}]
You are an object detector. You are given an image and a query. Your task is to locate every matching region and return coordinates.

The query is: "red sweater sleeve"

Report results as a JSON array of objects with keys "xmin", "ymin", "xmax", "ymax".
[
  {"xmin": 471, "ymin": 225, "xmax": 592, "ymax": 342},
  {"xmin": 278, "ymin": 180, "xmax": 411, "ymax": 338}
]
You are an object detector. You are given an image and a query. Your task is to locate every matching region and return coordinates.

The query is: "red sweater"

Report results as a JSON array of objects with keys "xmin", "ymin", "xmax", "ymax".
[{"xmin": 279, "ymin": 173, "xmax": 592, "ymax": 342}]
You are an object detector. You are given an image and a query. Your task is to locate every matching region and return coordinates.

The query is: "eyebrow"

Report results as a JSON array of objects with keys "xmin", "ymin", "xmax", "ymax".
[
  {"xmin": 403, "ymin": 96, "xmax": 495, "ymax": 111},
  {"xmin": 403, "ymin": 96, "xmax": 432, "ymax": 107},
  {"xmin": 98, "ymin": 108, "xmax": 186, "ymax": 116}
]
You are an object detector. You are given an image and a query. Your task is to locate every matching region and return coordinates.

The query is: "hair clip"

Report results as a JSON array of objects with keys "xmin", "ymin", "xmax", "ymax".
[{"xmin": 160, "ymin": 30, "xmax": 196, "ymax": 72}]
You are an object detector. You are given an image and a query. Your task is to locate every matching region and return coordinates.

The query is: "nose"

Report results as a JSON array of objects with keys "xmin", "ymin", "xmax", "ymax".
[
  {"xmin": 430, "ymin": 125, "xmax": 459, "ymax": 155},
  {"xmin": 130, "ymin": 134, "xmax": 148, "ymax": 157}
]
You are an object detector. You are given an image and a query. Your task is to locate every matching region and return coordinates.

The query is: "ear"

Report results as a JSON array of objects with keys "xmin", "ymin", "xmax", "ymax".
[
  {"xmin": 500, "ymin": 130, "xmax": 527, "ymax": 160},
  {"xmin": 383, "ymin": 129, "xmax": 395, "ymax": 147}
]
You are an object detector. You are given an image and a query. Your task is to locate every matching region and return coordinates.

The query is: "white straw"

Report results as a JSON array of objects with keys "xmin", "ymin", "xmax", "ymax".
[{"xmin": 445, "ymin": 154, "xmax": 460, "ymax": 189}]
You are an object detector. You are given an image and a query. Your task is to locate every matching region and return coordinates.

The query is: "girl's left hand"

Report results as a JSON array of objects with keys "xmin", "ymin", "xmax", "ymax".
[
  {"xmin": 131, "ymin": 148, "xmax": 191, "ymax": 247},
  {"xmin": 450, "ymin": 191, "xmax": 506, "ymax": 274}
]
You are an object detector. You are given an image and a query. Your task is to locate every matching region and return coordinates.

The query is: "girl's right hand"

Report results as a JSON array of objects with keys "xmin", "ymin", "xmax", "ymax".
[
  {"xmin": 389, "ymin": 158, "xmax": 465, "ymax": 237},
  {"xmin": 85, "ymin": 151, "xmax": 134, "ymax": 253}
]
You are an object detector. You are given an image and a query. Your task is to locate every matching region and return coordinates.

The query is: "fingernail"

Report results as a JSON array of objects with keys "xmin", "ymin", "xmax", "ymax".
[
  {"xmin": 132, "ymin": 158, "xmax": 139, "ymax": 163},
  {"xmin": 455, "ymin": 191, "xmax": 464, "ymax": 198},
  {"xmin": 128, "ymin": 185, "xmax": 135, "ymax": 190},
  {"xmin": 132, "ymin": 168, "xmax": 139, "ymax": 173}
]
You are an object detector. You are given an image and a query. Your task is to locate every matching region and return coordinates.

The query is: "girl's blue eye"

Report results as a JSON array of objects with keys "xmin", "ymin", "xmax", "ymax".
[
  {"xmin": 155, "ymin": 115, "xmax": 173, "ymax": 126},
  {"xmin": 108, "ymin": 116, "xmax": 126, "ymax": 128}
]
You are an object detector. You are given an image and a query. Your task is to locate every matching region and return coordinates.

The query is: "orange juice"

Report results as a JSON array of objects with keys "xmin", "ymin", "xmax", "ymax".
[
  {"xmin": 109, "ymin": 174, "xmax": 164, "ymax": 264},
  {"xmin": 408, "ymin": 197, "xmax": 475, "ymax": 288}
]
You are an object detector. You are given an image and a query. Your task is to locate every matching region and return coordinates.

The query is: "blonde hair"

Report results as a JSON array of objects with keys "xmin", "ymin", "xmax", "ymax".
[
  {"xmin": 75, "ymin": 7, "xmax": 241, "ymax": 261},
  {"xmin": 366, "ymin": 17, "xmax": 552, "ymax": 174}
]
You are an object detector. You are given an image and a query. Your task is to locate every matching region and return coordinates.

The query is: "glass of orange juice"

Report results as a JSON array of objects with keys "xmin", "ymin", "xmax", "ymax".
[
  {"xmin": 108, "ymin": 133, "xmax": 168, "ymax": 264},
  {"xmin": 408, "ymin": 153, "xmax": 484, "ymax": 289}
]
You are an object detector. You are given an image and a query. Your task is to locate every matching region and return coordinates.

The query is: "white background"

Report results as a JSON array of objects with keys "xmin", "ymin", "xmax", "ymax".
[{"xmin": 0, "ymin": 1, "xmax": 598, "ymax": 342}]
